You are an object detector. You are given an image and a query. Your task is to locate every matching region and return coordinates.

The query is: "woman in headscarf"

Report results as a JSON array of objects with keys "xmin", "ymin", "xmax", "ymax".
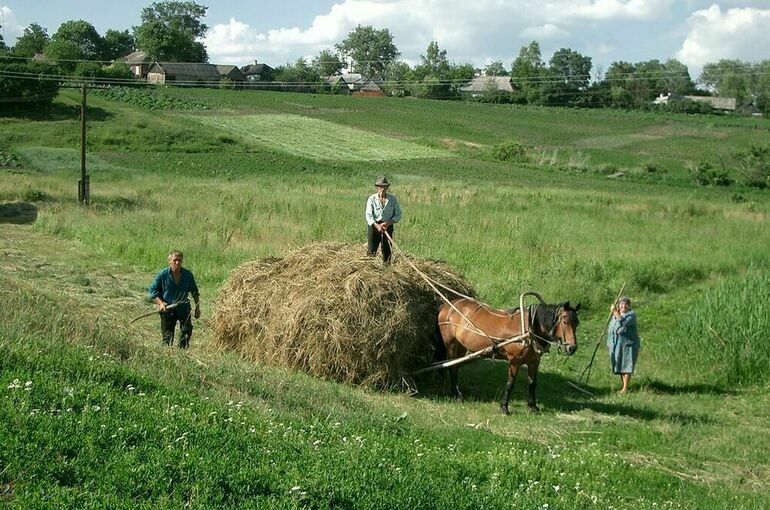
[{"xmin": 607, "ymin": 296, "xmax": 640, "ymax": 394}]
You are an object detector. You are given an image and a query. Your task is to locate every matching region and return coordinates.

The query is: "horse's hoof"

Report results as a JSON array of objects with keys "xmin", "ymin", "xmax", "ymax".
[
  {"xmin": 528, "ymin": 405, "xmax": 540, "ymax": 415},
  {"xmin": 500, "ymin": 405, "xmax": 510, "ymax": 415}
]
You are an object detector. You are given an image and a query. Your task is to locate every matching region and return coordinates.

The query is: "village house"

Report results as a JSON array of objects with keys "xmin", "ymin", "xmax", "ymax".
[
  {"xmin": 459, "ymin": 76, "xmax": 513, "ymax": 98},
  {"xmin": 215, "ymin": 65, "xmax": 246, "ymax": 88},
  {"xmin": 654, "ymin": 93, "xmax": 760, "ymax": 115},
  {"xmin": 336, "ymin": 73, "xmax": 384, "ymax": 96},
  {"xmin": 325, "ymin": 75, "xmax": 352, "ymax": 95},
  {"xmin": 121, "ymin": 50, "xmax": 152, "ymax": 80},
  {"xmin": 241, "ymin": 61, "xmax": 275, "ymax": 82},
  {"xmin": 146, "ymin": 62, "xmax": 221, "ymax": 86}
]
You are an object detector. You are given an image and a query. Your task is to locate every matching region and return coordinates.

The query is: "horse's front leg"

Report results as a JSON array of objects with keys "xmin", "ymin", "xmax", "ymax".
[
  {"xmin": 526, "ymin": 360, "xmax": 540, "ymax": 414},
  {"xmin": 500, "ymin": 362, "xmax": 519, "ymax": 415}
]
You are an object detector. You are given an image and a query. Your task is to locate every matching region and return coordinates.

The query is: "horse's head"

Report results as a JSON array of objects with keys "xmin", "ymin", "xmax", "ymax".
[
  {"xmin": 554, "ymin": 301, "xmax": 581, "ymax": 355},
  {"xmin": 532, "ymin": 301, "xmax": 581, "ymax": 355}
]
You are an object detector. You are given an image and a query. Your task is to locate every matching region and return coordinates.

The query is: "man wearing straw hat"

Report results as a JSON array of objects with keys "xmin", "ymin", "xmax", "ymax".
[{"xmin": 365, "ymin": 175, "xmax": 402, "ymax": 263}]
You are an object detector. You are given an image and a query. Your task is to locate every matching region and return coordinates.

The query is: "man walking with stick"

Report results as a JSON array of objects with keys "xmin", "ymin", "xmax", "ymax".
[{"xmin": 149, "ymin": 250, "xmax": 200, "ymax": 349}]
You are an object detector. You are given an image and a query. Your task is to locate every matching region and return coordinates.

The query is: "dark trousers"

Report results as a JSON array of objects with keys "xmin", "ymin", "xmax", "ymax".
[
  {"xmin": 160, "ymin": 308, "xmax": 193, "ymax": 348},
  {"xmin": 367, "ymin": 223, "xmax": 394, "ymax": 262}
]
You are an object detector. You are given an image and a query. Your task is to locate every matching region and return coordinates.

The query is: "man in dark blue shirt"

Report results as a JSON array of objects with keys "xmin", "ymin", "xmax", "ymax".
[{"xmin": 149, "ymin": 250, "xmax": 201, "ymax": 348}]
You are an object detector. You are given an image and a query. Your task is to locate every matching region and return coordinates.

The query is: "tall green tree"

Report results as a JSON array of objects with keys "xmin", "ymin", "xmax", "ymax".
[
  {"xmin": 103, "ymin": 29, "xmax": 136, "ymax": 60},
  {"xmin": 134, "ymin": 1, "xmax": 208, "ymax": 62},
  {"xmin": 0, "ymin": 26, "xmax": 7, "ymax": 52},
  {"xmin": 412, "ymin": 41, "xmax": 453, "ymax": 99},
  {"xmin": 700, "ymin": 59, "xmax": 753, "ymax": 103},
  {"xmin": 603, "ymin": 60, "xmax": 636, "ymax": 108},
  {"xmin": 381, "ymin": 60, "xmax": 412, "ymax": 97},
  {"xmin": 754, "ymin": 60, "xmax": 770, "ymax": 113},
  {"xmin": 414, "ymin": 41, "xmax": 449, "ymax": 78},
  {"xmin": 545, "ymin": 48, "xmax": 592, "ymax": 106},
  {"xmin": 660, "ymin": 59, "xmax": 696, "ymax": 95},
  {"xmin": 274, "ymin": 58, "xmax": 322, "ymax": 92},
  {"xmin": 42, "ymin": 39, "xmax": 82, "ymax": 69},
  {"xmin": 11, "ymin": 23, "xmax": 49, "ymax": 57},
  {"xmin": 311, "ymin": 49, "xmax": 345, "ymax": 77},
  {"xmin": 51, "ymin": 20, "xmax": 104, "ymax": 60},
  {"xmin": 335, "ymin": 25, "xmax": 399, "ymax": 80},
  {"xmin": 484, "ymin": 61, "xmax": 508, "ymax": 76},
  {"xmin": 510, "ymin": 41, "xmax": 546, "ymax": 104}
]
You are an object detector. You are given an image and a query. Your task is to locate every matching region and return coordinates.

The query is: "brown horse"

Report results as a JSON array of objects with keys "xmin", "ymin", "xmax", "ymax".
[{"xmin": 437, "ymin": 298, "xmax": 581, "ymax": 414}]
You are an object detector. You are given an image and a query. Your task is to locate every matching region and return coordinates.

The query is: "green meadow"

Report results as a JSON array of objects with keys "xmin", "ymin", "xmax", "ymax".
[{"xmin": 1, "ymin": 87, "xmax": 769, "ymax": 509}]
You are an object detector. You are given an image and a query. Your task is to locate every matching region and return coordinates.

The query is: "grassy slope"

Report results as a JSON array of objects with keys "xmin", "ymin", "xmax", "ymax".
[{"xmin": 1, "ymin": 88, "xmax": 769, "ymax": 508}]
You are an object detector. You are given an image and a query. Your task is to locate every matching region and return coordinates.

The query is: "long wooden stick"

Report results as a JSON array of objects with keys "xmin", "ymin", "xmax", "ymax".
[
  {"xmin": 577, "ymin": 283, "xmax": 626, "ymax": 386},
  {"xmin": 130, "ymin": 301, "xmax": 184, "ymax": 323},
  {"xmin": 411, "ymin": 332, "xmax": 531, "ymax": 375}
]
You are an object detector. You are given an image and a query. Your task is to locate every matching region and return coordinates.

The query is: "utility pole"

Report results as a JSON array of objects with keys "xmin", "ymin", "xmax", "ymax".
[{"xmin": 78, "ymin": 83, "xmax": 89, "ymax": 205}]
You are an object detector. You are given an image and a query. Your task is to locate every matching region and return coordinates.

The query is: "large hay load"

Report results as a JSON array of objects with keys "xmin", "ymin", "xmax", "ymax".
[{"xmin": 211, "ymin": 242, "xmax": 474, "ymax": 389}]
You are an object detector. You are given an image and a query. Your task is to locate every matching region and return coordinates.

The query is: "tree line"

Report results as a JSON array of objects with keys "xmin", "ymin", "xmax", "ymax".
[{"xmin": 1, "ymin": 0, "xmax": 769, "ymax": 113}]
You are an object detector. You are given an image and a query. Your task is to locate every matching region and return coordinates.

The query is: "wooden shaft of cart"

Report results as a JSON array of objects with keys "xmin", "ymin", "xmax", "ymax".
[{"xmin": 411, "ymin": 331, "xmax": 531, "ymax": 375}]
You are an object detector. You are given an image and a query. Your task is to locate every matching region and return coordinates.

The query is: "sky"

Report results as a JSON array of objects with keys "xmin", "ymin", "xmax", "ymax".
[{"xmin": 2, "ymin": 0, "xmax": 770, "ymax": 78}]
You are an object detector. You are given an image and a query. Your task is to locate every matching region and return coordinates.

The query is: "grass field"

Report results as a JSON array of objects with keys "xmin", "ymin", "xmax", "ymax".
[{"xmin": 1, "ymin": 87, "xmax": 769, "ymax": 508}]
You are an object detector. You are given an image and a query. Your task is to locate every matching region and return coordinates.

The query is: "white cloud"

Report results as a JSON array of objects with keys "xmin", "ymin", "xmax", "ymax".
[
  {"xmin": 519, "ymin": 24, "xmax": 570, "ymax": 39},
  {"xmin": 676, "ymin": 5, "xmax": 770, "ymax": 72},
  {"xmin": 1, "ymin": 6, "xmax": 24, "ymax": 44},
  {"xmin": 203, "ymin": 0, "xmax": 680, "ymax": 66},
  {"xmin": 544, "ymin": 0, "xmax": 674, "ymax": 21}
]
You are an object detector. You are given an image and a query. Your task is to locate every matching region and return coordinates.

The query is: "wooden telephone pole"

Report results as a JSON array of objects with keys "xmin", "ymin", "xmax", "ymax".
[{"xmin": 77, "ymin": 83, "xmax": 90, "ymax": 205}]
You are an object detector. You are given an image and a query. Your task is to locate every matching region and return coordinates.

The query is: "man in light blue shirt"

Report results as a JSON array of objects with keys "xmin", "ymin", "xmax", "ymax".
[{"xmin": 365, "ymin": 175, "xmax": 402, "ymax": 263}]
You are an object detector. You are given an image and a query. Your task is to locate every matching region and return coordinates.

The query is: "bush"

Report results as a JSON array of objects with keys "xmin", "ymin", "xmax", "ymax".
[
  {"xmin": 0, "ymin": 61, "xmax": 59, "ymax": 108},
  {"xmin": 0, "ymin": 149, "xmax": 22, "ymax": 168},
  {"xmin": 641, "ymin": 161, "xmax": 666, "ymax": 175},
  {"xmin": 662, "ymin": 100, "xmax": 713, "ymax": 115},
  {"xmin": 492, "ymin": 140, "xmax": 528, "ymax": 161},
  {"xmin": 737, "ymin": 145, "xmax": 770, "ymax": 189},
  {"xmin": 689, "ymin": 161, "xmax": 732, "ymax": 186}
]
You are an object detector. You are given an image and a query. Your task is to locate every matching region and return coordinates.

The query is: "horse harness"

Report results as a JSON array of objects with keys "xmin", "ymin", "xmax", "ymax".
[{"xmin": 439, "ymin": 301, "xmax": 569, "ymax": 356}]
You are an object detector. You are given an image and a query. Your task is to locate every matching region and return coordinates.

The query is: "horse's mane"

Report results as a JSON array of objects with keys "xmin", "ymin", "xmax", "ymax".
[
  {"xmin": 530, "ymin": 303, "xmax": 560, "ymax": 335},
  {"xmin": 505, "ymin": 303, "xmax": 562, "ymax": 334}
]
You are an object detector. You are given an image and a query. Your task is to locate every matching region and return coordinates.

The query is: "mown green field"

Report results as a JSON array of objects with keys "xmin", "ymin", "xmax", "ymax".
[{"xmin": 1, "ymin": 87, "xmax": 769, "ymax": 509}]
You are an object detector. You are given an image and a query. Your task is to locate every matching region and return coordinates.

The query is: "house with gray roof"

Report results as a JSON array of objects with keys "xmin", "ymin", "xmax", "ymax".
[
  {"xmin": 337, "ymin": 73, "xmax": 384, "ymax": 96},
  {"xmin": 216, "ymin": 65, "xmax": 246, "ymax": 87},
  {"xmin": 683, "ymin": 95, "xmax": 737, "ymax": 111},
  {"xmin": 241, "ymin": 61, "xmax": 275, "ymax": 82},
  {"xmin": 460, "ymin": 76, "xmax": 513, "ymax": 97},
  {"xmin": 325, "ymin": 75, "xmax": 352, "ymax": 95},
  {"xmin": 121, "ymin": 50, "xmax": 152, "ymax": 79},
  {"xmin": 146, "ymin": 62, "xmax": 221, "ymax": 86}
]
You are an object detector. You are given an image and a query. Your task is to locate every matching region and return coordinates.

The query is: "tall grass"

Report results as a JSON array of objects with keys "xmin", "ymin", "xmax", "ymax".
[
  {"xmin": 663, "ymin": 269, "xmax": 770, "ymax": 385},
  {"xmin": 2, "ymin": 276, "xmax": 767, "ymax": 509}
]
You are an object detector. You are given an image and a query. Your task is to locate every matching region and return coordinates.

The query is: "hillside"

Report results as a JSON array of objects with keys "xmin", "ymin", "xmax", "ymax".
[{"xmin": 1, "ymin": 88, "xmax": 769, "ymax": 509}]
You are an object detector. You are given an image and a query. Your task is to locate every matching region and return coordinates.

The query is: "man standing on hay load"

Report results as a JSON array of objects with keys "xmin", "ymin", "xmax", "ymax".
[
  {"xmin": 149, "ymin": 250, "xmax": 201, "ymax": 349},
  {"xmin": 365, "ymin": 175, "xmax": 402, "ymax": 263}
]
